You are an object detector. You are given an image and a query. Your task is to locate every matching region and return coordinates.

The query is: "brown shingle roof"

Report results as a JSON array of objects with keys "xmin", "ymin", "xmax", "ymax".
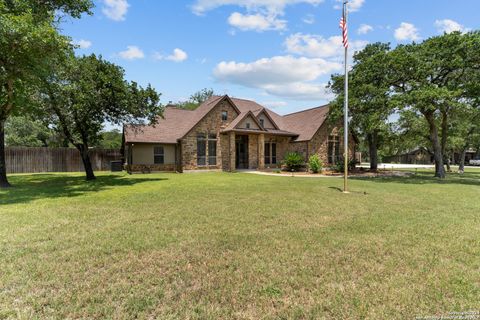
[
  {"xmin": 124, "ymin": 95, "xmax": 330, "ymax": 144},
  {"xmin": 282, "ymin": 105, "xmax": 330, "ymax": 141}
]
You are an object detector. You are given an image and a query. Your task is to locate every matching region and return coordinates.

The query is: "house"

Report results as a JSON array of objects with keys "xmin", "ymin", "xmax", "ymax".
[
  {"xmin": 384, "ymin": 147, "xmax": 433, "ymax": 165},
  {"xmin": 123, "ymin": 95, "xmax": 355, "ymax": 172},
  {"xmin": 384, "ymin": 147, "xmax": 478, "ymax": 165}
]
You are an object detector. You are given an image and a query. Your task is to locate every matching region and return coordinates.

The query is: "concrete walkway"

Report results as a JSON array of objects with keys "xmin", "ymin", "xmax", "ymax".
[
  {"xmin": 245, "ymin": 170, "xmax": 342, "ymax": 178},
  {"xmin": 358, "ymin": 163, "xmax": 480, "ymax": 170}
]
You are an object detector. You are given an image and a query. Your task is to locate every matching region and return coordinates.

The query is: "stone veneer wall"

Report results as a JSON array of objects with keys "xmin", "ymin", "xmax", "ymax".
[
  {"xmin": 289, "ymin": 141, "xmax": 309, "ymax": 160},
  {"xmin": 180, "ymin": 100, "xmax": 239, "ymax": 170},
  {"xmin": 264, "ymin": 135, "xmax": 291, "ymax": 168},
  {"xmin": 220, "ymin": 133, "xmax": 231, "ymax": 171},
  {"xmin": 248, "ymin": 134, "xmax": 259, "ymax": 169},
  {"xmin": 305, "ymin": 124, "xmax": 355, "ymax": 165}
]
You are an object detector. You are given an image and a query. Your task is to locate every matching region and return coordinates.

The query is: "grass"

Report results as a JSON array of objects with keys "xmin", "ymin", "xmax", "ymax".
[{"xmin": 0, "ymin": 170, "xmax": 479, "ymax": 319}]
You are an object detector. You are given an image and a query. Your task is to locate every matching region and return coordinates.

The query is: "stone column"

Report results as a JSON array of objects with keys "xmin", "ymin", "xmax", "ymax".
[
  {"xmin": 229, "ymin": 132, "xmax": 236, "ymax": 172},
  {"xmin": 258, "ymin": 134, "xmax": 265, "ymax": 170}
]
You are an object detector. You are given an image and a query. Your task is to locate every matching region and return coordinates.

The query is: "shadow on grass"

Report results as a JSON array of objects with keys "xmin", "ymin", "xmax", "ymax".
[
  {"xmin": 350, "ymin": 170, "xmax": 480, "ymax": 186},
  {"xmin": 0, "ymin": 174, "xmax": 168, "ymax": 205}
]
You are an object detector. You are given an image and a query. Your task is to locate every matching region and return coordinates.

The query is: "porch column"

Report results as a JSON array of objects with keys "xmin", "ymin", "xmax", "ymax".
[
  {"xmin": 229, "ymin": 132, "xmax": 236, "ymax": 172},
  {"xmin": 258, "ymin": 133, "xmax": 265, "ymax": 170}
]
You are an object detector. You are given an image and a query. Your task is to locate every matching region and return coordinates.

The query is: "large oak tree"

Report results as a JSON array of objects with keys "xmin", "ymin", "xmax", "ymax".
[
  {"xmin": 0, "ymin": 0, "xmax": 93, "ymax": 187},
  {"xmin": 42, "ymin": 54, "xmax": 163, "ymax": 180}
]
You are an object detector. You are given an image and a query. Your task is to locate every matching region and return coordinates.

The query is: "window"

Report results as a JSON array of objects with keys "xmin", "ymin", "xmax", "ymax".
[
  {"xmin": 328, "ymin": 135, "xmax": 341, "ymax": 164},
  {"xmin": 222, "ymin": 111, "xmax": 228, "ymax": 121},
  {"xmin": 208, "ymin": 134, "xmax": 217, "ymax": 165},
  {"xmin": 197, "ymin": 134, "xmax": 206, "ymax": 166},
  {"xmin": 265, "ymin": 142, "xmax": 270, "ymax": 165},
  {"xmin": 197, "ymin": 133, "xmax": 217, "ymax": 166},
  {"xmin": 154, "ymin": 146, "xmax": 164, "ymax": 164},
  {"xmin": 246, "ymin": 122, "xmax": 251, "ymax": 129},
  {"xmin": 259, "ymin": 118, "xmax": 264, "ymax": 127},
  {"xmin": 264, "ymin": 142, "xmax": 277, "ymax": 165},
  {"xmin": 271, "ymin": 143, "xmax": 277, "ymax": 164}
]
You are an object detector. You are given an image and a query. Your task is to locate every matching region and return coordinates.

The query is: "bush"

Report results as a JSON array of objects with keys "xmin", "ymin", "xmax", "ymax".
[
  {"xmin": 333, "ymin": 158, "xmax": 358, "ymax": 173},
  {"xmin": 308, "ymin": 154, "xmax": 323, "ymax": 173},
  {"xmin": 283, "ymin": 152, "xmax": 304, "ymax": 171}
]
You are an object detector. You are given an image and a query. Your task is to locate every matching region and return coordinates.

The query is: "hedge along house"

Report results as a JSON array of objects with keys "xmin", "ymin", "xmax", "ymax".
[{"xmin": 123, "ymin": 95, "xmax": 355, "ymax": 172}]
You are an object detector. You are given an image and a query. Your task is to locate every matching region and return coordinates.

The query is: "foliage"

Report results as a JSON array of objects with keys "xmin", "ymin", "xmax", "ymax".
[
  {"xmin": 333, "ymin": 158, "xmax": 358, "ymax": 173},
  {"xmin": 308, "ymin": 154, "xmax": 323, "ymax": 173},
  {"xmin": 329, "ymin": 32, "xmax": 480, "ymax": 178},
  {"xmin": 328, "ymin": 43, "xmax": 394, "ymax": 171},
  {"xmin": 5, "ymin": 116, "xmax": 50, "ymax": 147},
  {"xmin": 41, "ymin": 54, "xmax": 163, "ymax": 180},
  {"xmin": 97, "ymin": 129, "xmax": 123, "ymax": 149},
  {"xmin": 0, "ymin": 0, "xmax": 93, "ymax": 187},
  {"xmin": 177, "ymin": 88, "xmax": 214, "ymax": 110},
  {"xmin": 387, "ymin": 32, "xmax": 480, "ymax": 178},
  {"xmin": 282, "ymin": 152, "xmax": 304, "ymax": 171}
]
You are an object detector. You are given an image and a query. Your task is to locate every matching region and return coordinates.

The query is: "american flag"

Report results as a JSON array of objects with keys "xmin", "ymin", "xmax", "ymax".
[{"xmin": 339, "ymin": 10, "xmax": 348, "ymax": 48}]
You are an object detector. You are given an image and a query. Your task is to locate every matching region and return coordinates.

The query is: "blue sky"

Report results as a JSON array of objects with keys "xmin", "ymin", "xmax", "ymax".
[{"xmin": 61, "ymin": 0, "xmax": 480, "ymax": 115}]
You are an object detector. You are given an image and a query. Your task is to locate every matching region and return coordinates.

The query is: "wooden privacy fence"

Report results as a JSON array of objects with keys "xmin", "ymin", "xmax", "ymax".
[{"xmin": 6, "ymin": 147, "xmax": 122, "ymax": 174}]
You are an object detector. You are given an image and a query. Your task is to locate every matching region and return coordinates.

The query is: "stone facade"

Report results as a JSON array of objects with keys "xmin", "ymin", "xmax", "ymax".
[
  {"xmin": 127, "ymin": 96, "xmax": 355, "ymax": 173},
  {"xmin": 306, "ymin": 123, "xmax": 356, "ymax": 165},
  {"xmin": 180, "ymin": 100, "xmax": 239, "ymax": 170}
]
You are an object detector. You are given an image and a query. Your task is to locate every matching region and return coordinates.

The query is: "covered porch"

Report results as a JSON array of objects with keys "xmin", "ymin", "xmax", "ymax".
[{"xmin": 221, "ymin": 130, "xmax": 293, "ymax": 172}]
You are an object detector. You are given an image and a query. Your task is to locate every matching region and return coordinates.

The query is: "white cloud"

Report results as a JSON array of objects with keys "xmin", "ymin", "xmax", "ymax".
[
  {"xmin": 394, "ymin": 22, "xmax": 420, "ymax": 42},
  {"xmin": 264, "ymin": 83, "xmax": 333, "ymax": 100},
  {"xmin": 192, "ymin": 0, "xmax": 323, "ymax": 15},
  {"xmin": 284, "ymin": 33, "xmax": 368, "ymax": 59},
  {"xmin": 302, "ymin": 14, "xmax": 315, "ymax": 24},
  {"xmin": 166, "ymin": 48, "xmax": 188, "ymax": 62},
  {"xmin": 213, "ymin": 55, "xmax": 340, "ymax": 100},
  {"xmin": 357, "ymin": 24, "xmax": 373, "ymax": 35},
  {"xmin": 334, "ymin": 0, "xmax": 365, "ymax": 12},
  {"xmin": 228, "ymin": 12, "xmax": 286, "ymax": 31},
  {"xmin": 434, "ymin": 19, "xmax": 468, "ymax": 34},
  {"xmin": 118, "ymin": 46, "xmax": 144, "ymax": 60},
  {"xmin": 102, "ymin": 0, "xmax": 129, "ymax": 21},
  {"xmin": 72, "ymin": 39, "xmax": 92, "ymax": 49},
  {"xmin": 154, "ymin": 48, "xmax": 188, "ymax": 62},
  {"xmin": 192, "ymin": 0, "xmax": 323, "ymax": 32}
]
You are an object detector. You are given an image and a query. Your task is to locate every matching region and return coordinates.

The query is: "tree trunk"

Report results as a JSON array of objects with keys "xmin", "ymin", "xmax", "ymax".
[
  {"xmin": 458, "ymin": 147, "xmax": 467, "ymax": 174},
  {"xmin": 424, "ymin": 111, "xmax": 446, "ymax": 178},
  {"xmin": 0, "ymin": 119, "xmax": 11, "ymax": 188},
  {"xmin": 445, "ymin": 155, "xmax": 452, "ymax": 172},
  {"xmin": 440, "ymin": 110, "xmax": 451, "ymax": 172},
  {"xmin": 77, "ymin": 145, "xmax": 96, "ymax": 181},
  {"xmin": 367, "ymin": 132, "xmax": 378, "ymax": 171}
]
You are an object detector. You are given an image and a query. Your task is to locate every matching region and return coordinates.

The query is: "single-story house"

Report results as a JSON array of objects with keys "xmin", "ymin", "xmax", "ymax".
[
  {"xmin": 384, "ymin": 147, "xmax": 433, "ymax": 165},
  {"xmin": 384, "ymin": 147, "xmax": 478, "ymax": 165},
  {"xmin": 123, "ymin": 95, "xmax": 355, "ymax": 172}
]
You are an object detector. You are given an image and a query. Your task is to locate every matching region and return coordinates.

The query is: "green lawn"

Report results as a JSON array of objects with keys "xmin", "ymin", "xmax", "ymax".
[{"xmin": 0, "ymin": 171, "xmax": 479, "ymax": 319}]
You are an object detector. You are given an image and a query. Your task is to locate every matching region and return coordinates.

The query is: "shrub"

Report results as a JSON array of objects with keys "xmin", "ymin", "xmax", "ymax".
[
  {"xmin": 308, "ymin": 154, "xmax": 323, "ymax": 173},
  {"xmin": 283, "ymin": 152, "xmax": 304, "ymax": 171},
  {"xmin": 333, "ymin": 158, "xmax": 358, "ymax": 173}
]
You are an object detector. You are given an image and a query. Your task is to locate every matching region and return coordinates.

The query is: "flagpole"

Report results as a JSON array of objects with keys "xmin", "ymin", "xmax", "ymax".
[{"xmin": 343, "ymin": 0, "xmax": 349, "ymax": 193}]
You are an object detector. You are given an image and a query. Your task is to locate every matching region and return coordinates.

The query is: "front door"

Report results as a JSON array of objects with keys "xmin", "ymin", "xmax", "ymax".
[{"xmin": 236, "ymin": 135, "xmax": 249, "ymax": 169}]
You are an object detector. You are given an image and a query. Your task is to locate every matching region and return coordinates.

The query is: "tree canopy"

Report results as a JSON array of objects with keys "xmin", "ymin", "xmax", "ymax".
[
  {"xmin": 329, "ymin": 31, "xmax": 480, "ymax": 178},
  {"xmin": 0, "ymin": 0, "xmax": 93, "ymax": 187},
  {"xmin": 176, "ymin": 88, "xmax": 215, "ymax": 110},
  {"xmin": 41, "ymin": 54, "xmax": 162, "ymax": 180}
]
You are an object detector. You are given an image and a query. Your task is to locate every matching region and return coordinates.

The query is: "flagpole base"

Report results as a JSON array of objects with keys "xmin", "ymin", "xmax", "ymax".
[{"xmin": 342, "ymin": 190, "xmax": 350, "ymax": 194}]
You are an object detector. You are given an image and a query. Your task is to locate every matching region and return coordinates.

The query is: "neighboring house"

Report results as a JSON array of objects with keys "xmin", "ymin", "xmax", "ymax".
[
  {"xmin": 123, "ymin": 95, "xmax": 355, "ymax": 172},
  {"xmin": 384, "ymin": 147, "xmax": 478, "ymax": 165},
  {"xmin": 384, "ymin": 147, "xmax": 433, "ymax": 165}
]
